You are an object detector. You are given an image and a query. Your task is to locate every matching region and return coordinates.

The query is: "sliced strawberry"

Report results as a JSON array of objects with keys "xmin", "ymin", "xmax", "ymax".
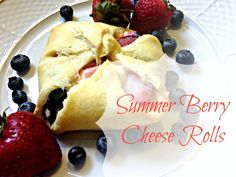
[
  {"xmin": 118, "ymin": 31, "xmax": 139, "ymax": 46},
  {"xmin": 81, "ymin": 66, "xmax": 99, "ymax": 79},
  {"xmin": 118, "ymin": 36, "xmax": 138, "ymax": 47},
  {"xmin": 83, "ymin": 60, "xmax": 97, "ymax": 69},
  {"xmin": 76, "ymin": 60, "xmax": 99, "ymax": 79}
]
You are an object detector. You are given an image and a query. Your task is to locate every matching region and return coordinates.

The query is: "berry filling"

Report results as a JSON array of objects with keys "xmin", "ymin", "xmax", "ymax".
[
  {"xmin": 43, "ymin": 89, "xmax": 67, "ymax": 124},
  {"xmin": 76, "ymin": 60, "xmax": 98, "ymax": 79},
  {"xmin": 76, "ymin": 57, "xmax": 111, "ymax": 80},
  {"xmin": 81, "ymin": 66, "xmax": 99, "ymax": 79},
  {"xmin": 117, "ymin": 31, "xmax": 140, "ymax": 47},
  {"xmin": 83, "ymin": 60, "xmax": 97, "ymax": 69}
]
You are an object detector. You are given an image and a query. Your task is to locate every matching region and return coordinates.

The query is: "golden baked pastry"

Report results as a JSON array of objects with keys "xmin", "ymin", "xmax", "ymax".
[{"xmin": 34, "ymin": 21, "xmax": 163, "ymax": 134}]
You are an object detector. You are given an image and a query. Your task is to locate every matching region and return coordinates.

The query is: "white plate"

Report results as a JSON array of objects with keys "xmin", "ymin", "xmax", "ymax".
[{"xmin": 0, "ymin": 1, "xmax": 219, "ymax": 177}]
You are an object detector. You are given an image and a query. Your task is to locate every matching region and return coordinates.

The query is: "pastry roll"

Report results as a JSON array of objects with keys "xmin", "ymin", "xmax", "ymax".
[{"xmin": 34, "ymin": 21, "xmax": 163, "ymax": 134}]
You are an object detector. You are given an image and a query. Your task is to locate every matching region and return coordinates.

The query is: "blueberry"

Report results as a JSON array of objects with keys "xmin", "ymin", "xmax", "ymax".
[
  {"xmin": 10, "ymin": 54, "xmax": 30, "ymax": 74},
  {"xmin": 18, "ymin": 102, "xmax": 36, "ymax": 113},
  {"xmin": 162, "ymin": 38, "xmax": 177, "ymax": 55},
  {"xmin": 68, "ymin": 146, "xmax": 86, "ymax": 166},
  {"xmin": 165, "ymin": 70, "xmax": 179, "ymax": 91},
  {"xmin": 171, "ymin": 122, "xmax": 184, "ymax": 138},
  {"xmin": 49, "ymin": 88, "xmax": 67, "ymax": 104},
  {"xmin": 43, "ymin": 89, "xmax": 67, "ymax": 124},
  {"xmin": 43, "ymin": 103, "xmax": 58, "ymax": 125},
  {"xmin": 8, "ymin": 77, "xmax": 24, "ymax": 90},
  {"xmin": 47, "ymin": 110, "xmax": 57, "ymax": 125},
  {"xmin": 96, "ymin": 135, "xmax": 107, "ymax": 155},
  {"xmin": 97, "ymin": 134, "xmax": 116, "ymax": 156},
  {"xmin": 12, "ymin": 90, "xmax": 27, "ymax": 105},
  {"xmin": 151, "ymin": 29, "xmax": 164, "ymax": 44},
  {"xmin": 60, "ymin": 5, "xmax": 73, "ymax": 21},
  {"xmin": 176, "ymin": 50, "xmax": 194, "ymax": 65},
  {"xmin": 180, "ymin": 107, "xmax": 200, "ymax": 124},
  {"xmin": 47, "ymin": 101, "xmax": 63, "ymax": 112},
  {"xmin": 124, "ymin": 127, "xmax": 143, "ymax": 143},
  {"xmin": 169, "ymin": 88, "xmax": 186, "ymax": 101},
  {"xmin": 169, "ymin": 88, "xmax": 186, "ymax": 109},
  {"xmin": 171, "ymin": 122, "xmax": 187, "ymax": 143},
  {"xmin": 171, "ymin": 10, "xmax": 184, "ymax": 28}
]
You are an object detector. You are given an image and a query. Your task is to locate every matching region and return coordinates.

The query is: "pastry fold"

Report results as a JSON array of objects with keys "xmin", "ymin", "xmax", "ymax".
[{"xmin": 34, "ymin": 21, "xmax": 163, "ymax": 134}]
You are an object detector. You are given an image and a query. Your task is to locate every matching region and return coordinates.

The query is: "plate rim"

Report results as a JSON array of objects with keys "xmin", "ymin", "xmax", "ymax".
[{"xmin": 187, "ymin": 18, "xmax": 222, "ymax": 60}]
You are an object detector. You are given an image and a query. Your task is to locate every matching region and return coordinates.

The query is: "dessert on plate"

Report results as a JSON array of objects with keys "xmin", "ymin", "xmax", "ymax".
[{"xmin": 34, "ymin": 21, "xmax": 164, "ymax": 134}]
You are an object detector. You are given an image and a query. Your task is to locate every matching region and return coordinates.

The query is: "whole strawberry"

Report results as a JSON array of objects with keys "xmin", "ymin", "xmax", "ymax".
[
  {"xmin": 0, "ymin": 111, "xmax": 61, "ymax": 177},
  {"xmin": 130, "ymin": 0, "xmax": 175, "ymax": 33},
  {"xmin": 91, "ymin": 0, "xmax": 132, "ymax": 27}
]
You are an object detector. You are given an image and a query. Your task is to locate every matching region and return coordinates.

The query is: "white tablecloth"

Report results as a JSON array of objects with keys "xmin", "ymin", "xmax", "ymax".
[{"xmin": 1, "ymin": 0, "xmax": 236, "ymax": 61}]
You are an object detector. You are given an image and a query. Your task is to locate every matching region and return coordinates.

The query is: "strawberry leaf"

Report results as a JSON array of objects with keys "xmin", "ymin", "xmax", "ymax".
[
  {"xmin": 163, "ymin": 0, "xmax": 176, "ymax": 12},
  {"xmin": 0, "ymin": 107, "xmax": 8, "ymax": 136},
  {"xmin": 92, "ymin": 0, "xmax": 131, "ymax": 27}
]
